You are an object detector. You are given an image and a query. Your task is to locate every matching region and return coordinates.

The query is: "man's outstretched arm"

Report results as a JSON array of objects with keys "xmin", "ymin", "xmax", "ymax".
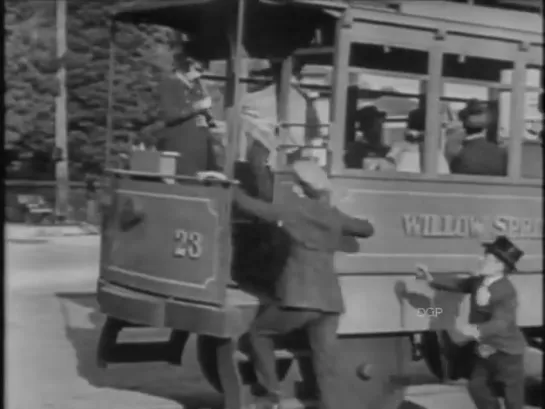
[
  {"xmin": 233, "ymin": 187, "xmax": 282, "ymax": 224},
  {"xmin": 338, "ymin": 211, "xmax": 374, "ymax": 238}
]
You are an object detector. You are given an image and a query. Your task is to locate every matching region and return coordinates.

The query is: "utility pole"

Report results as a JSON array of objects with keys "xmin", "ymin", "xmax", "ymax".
[{"xmin": 55, "ymin": 0, "xmax": 69, "ymax": 221}]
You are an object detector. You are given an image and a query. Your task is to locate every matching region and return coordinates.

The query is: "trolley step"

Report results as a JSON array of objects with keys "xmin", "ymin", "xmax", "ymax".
[
  {"xmin": 235, "ymin": 348, "xmax": 311, "ymax": 363},
  {"xmin": 96, "ymin": 317, "xmax": 189, "ymax": 368}
]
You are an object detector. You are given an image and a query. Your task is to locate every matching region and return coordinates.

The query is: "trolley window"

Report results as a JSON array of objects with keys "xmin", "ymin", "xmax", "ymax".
[
  {"xmin": 339, "ymin": 40, "xmax": 431, "ymax": 175},
  {"xmin": 518, "ymin": 65, "xmax": 542, "ymax": 179},
  {"xmin": 440, "ymin": 51, "xmax": 514, "ymax": 178}
]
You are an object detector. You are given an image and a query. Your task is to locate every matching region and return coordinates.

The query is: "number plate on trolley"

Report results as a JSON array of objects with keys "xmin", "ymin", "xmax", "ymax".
[
  {"xmin": 173, "ymin": 229, "xmax": 204, "ymax": 259},
  {"xmin": 101, "ymin": 179, "xmax": 229, "ymax": 306}
]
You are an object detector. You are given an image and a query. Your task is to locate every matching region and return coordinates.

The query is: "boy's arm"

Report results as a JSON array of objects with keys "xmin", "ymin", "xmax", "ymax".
[{"xmin": 429, "ymin": 275, "xmax": 474, "ymax": 293}]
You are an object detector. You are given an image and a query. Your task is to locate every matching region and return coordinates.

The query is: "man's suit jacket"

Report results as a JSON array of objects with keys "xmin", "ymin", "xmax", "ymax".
[
  {"xmin": 233, "ymin": 190, "xmax": 374, "ymax": 313},
  {"xmin": 430, "ymin": 275, "xmax": 526, "ymax": 355},
  {"xmin": 156, "ymin": 74, "xmax": 217, "ymax": 175},
  {"xmin": 450, "ymin": 137, "xmax": 507, "ymax": 176}
]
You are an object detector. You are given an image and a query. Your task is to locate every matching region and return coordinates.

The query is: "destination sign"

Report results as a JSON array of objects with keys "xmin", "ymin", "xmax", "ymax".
[{"xmin": 402, "ymin": 214, "xmax": 543, "ymax": 239}]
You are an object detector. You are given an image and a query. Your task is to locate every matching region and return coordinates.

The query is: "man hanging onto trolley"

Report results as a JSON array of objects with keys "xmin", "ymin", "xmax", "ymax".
[{"xmin": 199, "ymin": 161, "xmax": 374, "ymax": 409}]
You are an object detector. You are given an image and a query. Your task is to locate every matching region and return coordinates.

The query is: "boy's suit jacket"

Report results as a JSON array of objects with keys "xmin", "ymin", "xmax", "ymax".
[{"xmin": 431, "ymin": 275, "xmax": 526, "ymax": 355}]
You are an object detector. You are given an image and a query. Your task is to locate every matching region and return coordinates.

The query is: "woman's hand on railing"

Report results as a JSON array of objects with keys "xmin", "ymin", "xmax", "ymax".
[{"xmin": 196, "ymin": 171, "xmax": 229, "ymax": 181}]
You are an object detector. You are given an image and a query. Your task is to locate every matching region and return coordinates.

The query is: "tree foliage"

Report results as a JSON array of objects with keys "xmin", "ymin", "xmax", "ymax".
[
  {"xmin": 5, "ymin": 0, "xmax": 175, "ymax": 180},
  {"xmin": 5, "ymin": 0, "xmax": 270, "ymax": 180},
  {"xmin": 5, "ymin": 0, "xmax": 58, "ymax": 178}
]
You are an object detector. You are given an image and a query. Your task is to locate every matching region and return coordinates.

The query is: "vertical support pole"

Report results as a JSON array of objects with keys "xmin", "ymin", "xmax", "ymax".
[
  {"xmin": 418, "ymin": 80, "xmax": 427, "ymax": 110},
  {"xmin": 330, "ymin": 10, "xmax": 352, "ymax": 175},
  {"xmin": 423, "ymin": 31, "xmax": 444, "ymax": 176},
  {"xmin": 277, "ymin": 56, "xmax": 293, "ymax": 147},
  {"xmin": 105, "ymin": 22, "xmax": 116, "ymax": 169},
  {"xmin": 507, "ymin": 44, "xmax": 528, "ymax": 181},
  {"xmin": 55, "ymin": 0, "xmax": 69, "ymax": 220},
  {"xmin": 223, "ymin": 0, "xmax": 247, "ymax": 179},
  {"xmin": 487, "ymin": 87, "xmax": 500, "ymax": 143},
  {"xmin": 418, "ymin": 80, "xmax": 427, "ymax": 172}
]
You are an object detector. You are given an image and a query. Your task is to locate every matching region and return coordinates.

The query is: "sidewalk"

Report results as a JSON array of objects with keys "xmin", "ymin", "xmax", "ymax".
[{"xmin": 5, "ymin": 223, "xmax": 99, "ymax": 242}]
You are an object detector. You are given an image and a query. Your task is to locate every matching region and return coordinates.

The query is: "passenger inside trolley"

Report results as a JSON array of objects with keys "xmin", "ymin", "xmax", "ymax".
[
  {"xmin": 386, "ymin": 107, "xmax": 451, "ymax": 174},
  {"xmin": 450, "ymin": 98, "xmax": 508, "ymax": 176}
]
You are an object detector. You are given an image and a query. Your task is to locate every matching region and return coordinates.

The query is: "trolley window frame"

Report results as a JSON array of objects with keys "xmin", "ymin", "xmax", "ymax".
[{"xmin": 329, "ymin": 15, "xmax": 542, "ymax": 185}]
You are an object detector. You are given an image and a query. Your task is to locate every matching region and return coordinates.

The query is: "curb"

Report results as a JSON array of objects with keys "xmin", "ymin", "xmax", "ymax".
[{"xmin": 5, "ymin": 223, "xmax": 100, "ymax": 242}]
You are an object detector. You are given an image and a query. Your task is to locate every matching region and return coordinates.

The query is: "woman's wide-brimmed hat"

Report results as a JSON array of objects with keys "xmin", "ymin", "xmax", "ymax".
[
  {"xmin": 292, "ymin": 159, "xmax": 331, "ymax": 193},
  {"xmin": 482, "ymin": 235, "xmax": 524, "ymax": 270},
  {"xmin": 458, "ymin": 99, "xmax": 491, "ymax": 129},
  {"xmin": 407, "ymin": 108, "xmax": 426, "ymax": 132}
]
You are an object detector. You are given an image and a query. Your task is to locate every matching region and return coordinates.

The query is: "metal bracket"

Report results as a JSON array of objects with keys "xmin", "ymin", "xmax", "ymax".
[
  {"xmin": 435, "ymin": 29, "xmax": 447, "ymax": 41},
  {"xmin": 519, "ymin": 42, "xmax": 530, "ymax": 52},
  {"xmin": 341, "ymin": 9, "xmax": 354, "ymax": 29}
]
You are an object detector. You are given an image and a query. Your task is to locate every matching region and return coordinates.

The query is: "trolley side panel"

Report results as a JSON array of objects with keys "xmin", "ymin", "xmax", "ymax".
[
  {"xmin": 100, "ymin": 178, "xmax": 232, "ymax": 307},
  {"xmin": 273, "ymin": 174, "xmax": 543, "ymax": 334}
]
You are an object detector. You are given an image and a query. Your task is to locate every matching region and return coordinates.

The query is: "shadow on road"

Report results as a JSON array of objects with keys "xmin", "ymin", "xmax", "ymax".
[{"xmin": 55, "ymin": 291, "xmax": 223, "ymax": 409}]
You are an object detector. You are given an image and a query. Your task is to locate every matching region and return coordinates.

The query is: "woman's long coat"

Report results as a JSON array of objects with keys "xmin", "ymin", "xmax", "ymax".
[{"xmin": 156, "ymin": 73, "xmax": 217, "ymax": 175}]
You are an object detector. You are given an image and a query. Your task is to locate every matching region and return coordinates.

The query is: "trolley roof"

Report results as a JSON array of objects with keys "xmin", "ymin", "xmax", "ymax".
[
  {"xmin": 112, "ymin": 0, "xmax": 343, "ymax": 60},
  {"xmin": 112, "ymin": 0, "xmax": 542, "ymax": 59}
]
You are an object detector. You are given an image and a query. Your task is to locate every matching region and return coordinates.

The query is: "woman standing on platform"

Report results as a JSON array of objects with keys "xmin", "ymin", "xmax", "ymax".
[{"xmin": 156, "ymin": 46, "xmax": 218, "ymax": 175}]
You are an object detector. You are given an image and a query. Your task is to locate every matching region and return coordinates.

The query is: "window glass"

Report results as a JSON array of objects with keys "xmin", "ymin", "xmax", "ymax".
[
  {"xmin": 344, "ymin": 43, "xmax": 429, "ymax": 174},
  {"xmin": 519, "ymin": 66, "xmax": 542, "ymax": 179},
  {"xmin": 441, "ymin": 53, "xmax": 513, "ymax": 177},
  {"xmin": 274, "ymin": 60, "xmax": 333, "ymax": 169}
]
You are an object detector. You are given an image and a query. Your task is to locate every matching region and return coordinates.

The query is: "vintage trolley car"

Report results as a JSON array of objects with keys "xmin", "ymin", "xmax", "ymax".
[{"xmin": 97, "ymin": 1, "xmax": 543, "ymax": 408}]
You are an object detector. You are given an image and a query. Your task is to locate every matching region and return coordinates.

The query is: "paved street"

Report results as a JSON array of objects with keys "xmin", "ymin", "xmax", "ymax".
[
  {"xmin": 5, "ymin": 234, "xmax": 540, "ymax": 409},
  {"xmin": 6, "ymin": 235, "xmax": 222, "ymax": 409}
]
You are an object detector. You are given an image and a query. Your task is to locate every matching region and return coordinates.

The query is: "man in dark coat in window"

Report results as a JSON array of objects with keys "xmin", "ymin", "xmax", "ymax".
[
  {"xmin": 344, "ymin": 105, "xmax": 390, "ymax": 169},
  {"xmin": 450, "ymin": 99, "xmax": 508, "ymax": 176},
  {"xmin": 156, "ymin": 48, "xmax": 218, "ymax": 175},
  {"xmin": 198, "ymin": 161, "xmax": 374, "ymax": 409}
]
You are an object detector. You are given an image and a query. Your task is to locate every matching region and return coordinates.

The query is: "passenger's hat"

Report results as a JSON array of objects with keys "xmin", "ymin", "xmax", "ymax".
[
  {"xmin": 482, "ymin": 235, "xmax": 524, "ymax": 270},
  {"xmin": 407, "ymin": 108, "xmax": 426, "ymax": 132},
  {"xmin": 292, "ymin": 159, "xmax": 331, "ymax": 193},
  {"xmin": 458, "ymin": 99, "xmax": 490, "ymax": 129},
  {"xmin": 357, "ymin": 106, "xmax": 387, "ymax": 124}
]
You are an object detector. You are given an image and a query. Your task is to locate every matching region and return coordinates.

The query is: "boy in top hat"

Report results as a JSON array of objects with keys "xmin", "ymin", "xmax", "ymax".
[
  {"xmin": 450, "ymin": 99, "xmax": 508, "ymax": 176},
  {"xmin": 198, "ymin": 161, "xmax": 374, "ymax": 409},
  {"xmin": 415, "ymin": 235, "xmax": 526, "ymax": 409}
]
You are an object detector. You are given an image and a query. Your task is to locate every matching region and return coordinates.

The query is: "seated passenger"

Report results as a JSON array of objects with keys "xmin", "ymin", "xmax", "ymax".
[
  {"xmin": 344, "ymin": 106, "xmax": 391, "ymax": 169},
  {"xmin": 387, "ymin": 108, "xmax": 450, "ymax": 174},
  {"xmin": 450, "ymin": 99, "xmax": 507, "ymax": 176}
]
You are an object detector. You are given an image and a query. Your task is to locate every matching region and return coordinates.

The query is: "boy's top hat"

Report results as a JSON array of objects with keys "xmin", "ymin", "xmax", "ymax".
[{"xmin": 482, "ymin": 235, "xmax": 524, "ymax": 270}]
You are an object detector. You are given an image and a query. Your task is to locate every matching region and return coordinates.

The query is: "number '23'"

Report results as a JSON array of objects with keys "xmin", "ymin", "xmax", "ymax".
[{"xmin": 174, "ymin": 229, "xmax": 203, "ymax": 259}]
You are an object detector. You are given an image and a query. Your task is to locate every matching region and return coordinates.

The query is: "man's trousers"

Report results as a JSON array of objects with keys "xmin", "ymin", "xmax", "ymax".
[
  {"xmin": 243, "ymin": 305, "xmax": 341, "ymax": 409},
  {"xmin": 467, "ymin": 351, "xmax": 525, "ymax": 409}
]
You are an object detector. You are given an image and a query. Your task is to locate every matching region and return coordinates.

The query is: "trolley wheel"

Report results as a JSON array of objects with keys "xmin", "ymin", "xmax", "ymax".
[{"xmin": 196, "ymin": 335, "xmax": 292, "ymax": 392}]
